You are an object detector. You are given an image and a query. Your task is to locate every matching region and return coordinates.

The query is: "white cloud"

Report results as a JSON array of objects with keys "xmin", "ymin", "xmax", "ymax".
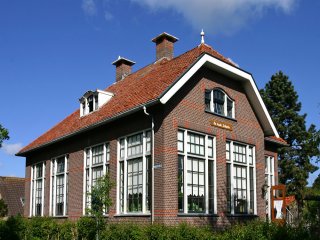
[
  {"xmin": 82, "ymin": 0, "xmax": 97, "ymax": 16},
  {"xmin": 130, "ymin": 0, "xmax": 297, "ymax": 35},
  {"xmin": 1, "ymin": 143, "xmax": 23, "ymax": 156}
]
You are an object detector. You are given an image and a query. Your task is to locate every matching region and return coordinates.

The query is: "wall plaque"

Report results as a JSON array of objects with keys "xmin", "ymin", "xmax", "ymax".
[{"xmin": 210, "ymin": 119, "xmax": 233, "ymax": 131}]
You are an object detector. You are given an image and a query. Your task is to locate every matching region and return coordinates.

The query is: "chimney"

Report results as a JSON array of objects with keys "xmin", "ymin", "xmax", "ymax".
[
  {"xmin": 152, "ymin": 32, "xmax": 179, "ymax": 61},
  {"xmin": 112, "ymin": 56, "xmax": 135, "ymax": 82}
]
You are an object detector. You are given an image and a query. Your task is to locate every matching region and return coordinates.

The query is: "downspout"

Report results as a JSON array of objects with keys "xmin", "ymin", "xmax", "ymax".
[{"xmin": 143, "ymin": 106, "xmax": 155, "ymax": 224}]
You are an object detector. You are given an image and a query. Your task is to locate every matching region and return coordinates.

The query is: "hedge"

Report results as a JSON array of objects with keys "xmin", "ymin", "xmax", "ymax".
[{"xmin": 0, "ymin": 216, "xmax": 318, "ymax": 240}]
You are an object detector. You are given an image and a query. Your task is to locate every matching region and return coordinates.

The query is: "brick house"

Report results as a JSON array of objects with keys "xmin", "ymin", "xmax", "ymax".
[{"xmin": 17, "ymin": 32, "xmax": 286, "ymax": 226}]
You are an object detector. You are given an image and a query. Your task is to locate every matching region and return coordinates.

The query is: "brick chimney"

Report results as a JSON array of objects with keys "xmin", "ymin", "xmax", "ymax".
[
  {"xmin": 152, "ymin": 32, "xmax": 179, "ymax": 61},
  {"xmin": 112, "ymin": 56, "xmax": 135, "ymax": 82}
]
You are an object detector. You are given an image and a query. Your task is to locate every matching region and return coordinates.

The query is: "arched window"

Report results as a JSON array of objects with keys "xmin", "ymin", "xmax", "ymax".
[{"xmin": 205, "ymin": 88, "xmax": 234, "ymax": 118}]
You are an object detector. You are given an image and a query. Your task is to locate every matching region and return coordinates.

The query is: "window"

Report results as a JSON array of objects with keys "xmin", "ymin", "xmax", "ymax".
[
  {"xmin": 178, "ymin": 129, "xmax": 216, "ymax": 214},
  {"xmin": 50, "ymin": 155, "xmax": 69, "ymax": 216},
  {"xmin": 118, "ymin": 130, "xmax": 151, "ymax": 214},
  {"xmin": 83, "ymin": 143, "xmax": 110, "ymax": 214},
  {"xmin": 226, "ymin": 141, "xmax": 256, "ymax": 215},
  {"xmin": 265, "ymin": 156, "xmax": 275, "ymax": 219},
  {"xmin": 30, "ymin": 162, "xmax": 45, "ymax": 216},
  {"xmin": 205, "ymin": 89, "xmax": 234, "ymax": 118}
]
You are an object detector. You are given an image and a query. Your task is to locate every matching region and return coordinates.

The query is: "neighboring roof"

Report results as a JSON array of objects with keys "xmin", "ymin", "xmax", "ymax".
[
  {"xmin": 0, "ymin": 176, "xmax": 25, "ymax": 216},
  {"xmin": 17, "ymin": 42, "xmax": 278, "ymax": 156},
  {"xmin": 265, "ymin": 136, "xmax": 289, "ymax": 146}
]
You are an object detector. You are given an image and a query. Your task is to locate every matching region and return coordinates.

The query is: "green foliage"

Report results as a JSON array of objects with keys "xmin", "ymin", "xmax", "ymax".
[
  {"xmin": 312, "ymin": 174, "xmax": 320, "ymax": 190},
  {"xmin": 260, "ymin": 71, "xmax": 320, "ymax": 213},
  {"xmin": 0, "ymin": 199, "xmax": 8, "ymax": 217},
  {"xmin": 86, "ymin": 173, "xmax": 115, "ymax": 217},
  {"xmin": 77, "ymin": 216, "xmax": 97, "ymax": 240},
  {"xmin": 0, "ymin": 124, "xmax": 9, "ymax": 148},
  {"xmin": 85, "ymin": 173, "xmax": 115, "ymax": 239},
  {"xmin": 0, "ymin": 217, "xmax": 319, "ymax": 240}
]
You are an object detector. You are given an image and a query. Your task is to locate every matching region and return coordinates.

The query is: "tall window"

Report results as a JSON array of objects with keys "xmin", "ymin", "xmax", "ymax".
[
  {"xmin": 118, "ymin": 130, "xmax": 151, "ymax": 214},
  {"xmin": 50, "ymin": 155, "xmax": 69, "ymax": 216},
  {"xmin": 265, "ymin": 156, "xmax": 275, "ymax": 219},
  {"xmin": 205, "ymin": 89, "xmax": 234, "ymax": 118},
  {"xmin": 83, "ymin": 143, "xmax": 110, "ymax": 214},
  {"xmin": 30, "ymin": 162, "xmax": 45, "ymax": 216},
  {"xmin": 178, "ymin": 129, "xmax": 216, "ymax": 214},
  {"xmin": 226, "ymin": 141, "xmax": 256, "ymax": 214}
]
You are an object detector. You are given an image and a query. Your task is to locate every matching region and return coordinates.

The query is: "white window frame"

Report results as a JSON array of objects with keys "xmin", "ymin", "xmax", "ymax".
[
  {"xmin": 30, "ymin": 161, "xmax": 45, "ymax": 217},
  {"xmin": 206, "ymin": 88, "xmax": 235, "ymax": 118},
  {"xmin": 116, "ymin": 129, "xmax": 152, "ymax": 215},
  {"xmin": 49, "ymin": 155, "xmax": 68, "ymax": 217},
  {"xmin": 178, "ymin": 129, "xmax": 217, "ymax": 214},
  {"xmin": 82, "ymin": 142, "xmax": 110, "ymax": 215},
  {"xmin": 265, "ymin": 155, "xmax": 275, "ymax": 220},
  {"xmin": 226, "ymin": 141, "xmax": 256, "ymax": 215}
]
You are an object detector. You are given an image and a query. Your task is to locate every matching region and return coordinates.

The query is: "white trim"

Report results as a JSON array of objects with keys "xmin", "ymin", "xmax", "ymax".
[
  {"xmin": 117, "ymin": 129, "xmax": 152, "ymax": 215},
  {"xmin": 230, "ymin": 142, "xmax": 235, "ymax": 215},
  {"xmin": 227, "ymin": 141, "xmax": 256, "ymax": 215},
  {"xmin": 83, "ymin": 142, "xmax": 110, "ymax": 215},
  {"xmin": 41, "ymin": 162, "xmax": 45, "ymax": 216},
  {"xmin": 213, "ymin": 137, "xmax": 217, "ymax": 214},
  {"xmin": 253, "ymin": 148, "xmax": 257, "ymax": 215},
  {"xmin": 159, "ymin": 54, "xmax": 279, "ymax": 137},
  {"xmin": 82, "ymin": 150, "xmax": 87, "ymax": 215},
  {"xmin": 29, "ymin": 165, "xmax": 33, "ymax": 217},
  {"xmin": 63, "ymin": 155, "xmax": 67, "ymax": 216},
  {"xmin": 178, "ymin": 129, "xmax": 216, "ymax": 214},
  {"xmin": 49, "ymin": 161, "xmax": 53, "ymax": 216},
  {"xmin": 205, "ymin": 135, "xmax": 209, "ymax": 214}
]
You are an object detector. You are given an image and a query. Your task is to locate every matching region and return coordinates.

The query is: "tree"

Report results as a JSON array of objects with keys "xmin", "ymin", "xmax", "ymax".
[
  {"xmin": 260, "ymin": 71, "xmax": 320, "ymax": 216},
  {"xmin": 86, "ymin": 173, "xmax": 115, "ymax": 240},
  {"xmin": 0, "ymin": 124, "xmax": 9, "ymax": 148},
  {"xmin": 0, "ymin": 198, "xmax": 8, "ymax": 217},
  {"xmin": 313, "ymin": 174, "xmax": 320, "ymax": 190}
]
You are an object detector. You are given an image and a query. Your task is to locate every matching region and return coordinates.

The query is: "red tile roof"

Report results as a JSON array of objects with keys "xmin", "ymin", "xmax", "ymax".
[
  {"xmin": 18, "ymin": 44, "xmax": 235, "ymax": 155},
  {"xmin": 0, "ymin": 177, "xmax": 25, "ymax": 216}
]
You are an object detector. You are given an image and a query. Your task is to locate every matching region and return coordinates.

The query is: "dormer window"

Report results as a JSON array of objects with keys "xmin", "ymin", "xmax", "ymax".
[
  {"xmin": 205, "ymin": 88, "xmax": 235, "ymax": 118},
  {"xmin": 79, "ymin": 90, "xmax": 114, "ymax": 117}
]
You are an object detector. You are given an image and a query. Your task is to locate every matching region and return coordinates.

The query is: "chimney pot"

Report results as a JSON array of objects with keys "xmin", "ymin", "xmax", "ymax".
[
  {"xmin": 112, "ymin": 56, "xmax": 135, "ymax": 82},
  {"xmin": 152, "ymin": 32, "xmax": 179, "ymax": 61}
]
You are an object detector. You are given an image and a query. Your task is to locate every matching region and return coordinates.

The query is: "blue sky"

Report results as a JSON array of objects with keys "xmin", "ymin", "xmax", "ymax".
[{"xmin": 0, "ymin": 0, "xmax": 319, "ymax": 185}]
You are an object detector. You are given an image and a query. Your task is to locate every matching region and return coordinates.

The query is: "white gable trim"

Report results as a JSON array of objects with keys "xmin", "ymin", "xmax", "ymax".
[{"xmin": 159, "ymin": 54, "xmax": 279, "ymax": 138}]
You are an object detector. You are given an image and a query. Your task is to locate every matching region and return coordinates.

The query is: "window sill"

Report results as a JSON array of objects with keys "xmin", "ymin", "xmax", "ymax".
[
  {"xmin": 205, "ymin": 110, "xmax": 237, "ymax": 122},
  {"xmin": 114, "ymin": 213, "xmax": 151, "ymax": 217},
  {"xmin": 177, "ymin": 213, "xmax": 218, "ymax": 217},
  {"xmin": 52, "ymin": 215, "xmax": 69, "ymax": 218}
]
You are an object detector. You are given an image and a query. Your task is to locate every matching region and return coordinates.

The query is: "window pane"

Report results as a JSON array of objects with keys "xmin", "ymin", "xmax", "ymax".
[
  {"xmin": 127, "ymin": 133, "xmax": 143, "ymax": 157},
  {"xmin": 92, "ymin": 145, "xmax": 104, "ymax": 165},
  {"xmin": 187, "ymin": 132, "xmax": 205, "ymax": 156},
  {"xmin": 127, "ymin": 158, "xmax": 143, "ymax": 212},
  {"xmin": 187, "ymin": 158, "xmax": 205, "ymax": 213}
]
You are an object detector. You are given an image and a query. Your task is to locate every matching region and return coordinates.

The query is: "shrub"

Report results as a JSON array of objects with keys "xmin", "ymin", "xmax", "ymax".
[{"xmin": 77, "ymin": 216, "xmax": 97, "ymax": 240}]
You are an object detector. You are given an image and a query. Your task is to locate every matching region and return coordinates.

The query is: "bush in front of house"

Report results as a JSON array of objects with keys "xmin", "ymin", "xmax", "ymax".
[{"xmin": 0, "ymin": 216, "xmax": 318, "ymax": 240}]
